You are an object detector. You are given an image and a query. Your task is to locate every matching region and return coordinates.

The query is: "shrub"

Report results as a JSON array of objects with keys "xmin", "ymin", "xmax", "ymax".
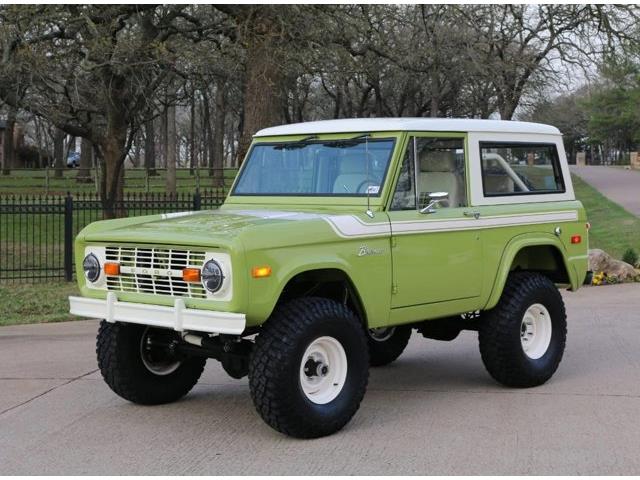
[{"xmin": 622, "ymin": 248, "xmax": 639, "ymax": 267}]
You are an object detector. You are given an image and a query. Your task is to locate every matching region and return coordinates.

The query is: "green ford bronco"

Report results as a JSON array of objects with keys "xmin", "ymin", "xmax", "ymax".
[{"xmin": 70, "ymin": 118, "xmax": 588, "ymax": 438}]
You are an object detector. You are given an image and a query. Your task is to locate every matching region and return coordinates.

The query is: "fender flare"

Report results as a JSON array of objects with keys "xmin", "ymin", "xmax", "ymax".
[
  {"xmin": 484, "ymin": 232, "xmax": 575, "ymax": 310},
  {"xmin": 264, "ymin": 259, "xmax": 368, "ymax": 323}
]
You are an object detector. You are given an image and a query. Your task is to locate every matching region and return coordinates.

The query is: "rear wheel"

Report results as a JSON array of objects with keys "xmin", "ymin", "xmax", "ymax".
[
  {"xmin": 97, "ymin": 321, "xmax": 206, "ymax": 405},
  {"xmin": 478, "ymin": 272, "xmax": 567, "ymax": 388},
  {"xmin": 367, "ymin": 325, "xmax": 411, "ymax": 366},
  {"xmin": 249, "ymin": 297, "xmax": 369, "ymax": 438}
]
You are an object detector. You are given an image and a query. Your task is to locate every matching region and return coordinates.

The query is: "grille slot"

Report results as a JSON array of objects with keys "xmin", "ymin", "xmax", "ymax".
[{"xmin": 105, "ymin": 246, "xmax": 207, "ymax": 299}]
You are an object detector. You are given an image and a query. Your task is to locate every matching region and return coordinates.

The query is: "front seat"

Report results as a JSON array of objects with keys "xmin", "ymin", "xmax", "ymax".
[{"xmin": 417, "ymin": 150, "xmax": 465, "ymax": 207}]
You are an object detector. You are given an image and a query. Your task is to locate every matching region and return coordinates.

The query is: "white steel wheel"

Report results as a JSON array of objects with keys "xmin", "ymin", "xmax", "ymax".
[
  {"xmin": 299, "ymin": 336, "xmax": 348, "ymax": 405},
  {"xmin": 368, "ymin": 327, "xmax": 395, "ymax": 342},
  {"xmin": 520, "ymin": 303, "xmax": 552, "ymax": 360},
  {"xmin": 139, "ymin": 327, "xmax": 182, "ymax": 376}
]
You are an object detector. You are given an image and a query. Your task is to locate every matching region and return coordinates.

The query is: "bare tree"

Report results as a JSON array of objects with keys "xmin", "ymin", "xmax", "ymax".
[{"xmin": 0, "ymin": 5, "xmax": 229, "ymax": 216}]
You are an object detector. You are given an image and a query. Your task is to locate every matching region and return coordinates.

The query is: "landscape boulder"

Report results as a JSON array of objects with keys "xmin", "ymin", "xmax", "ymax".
[{"xmin": 588, "ymin": 248, "xmax": 638, "ymax": 282}]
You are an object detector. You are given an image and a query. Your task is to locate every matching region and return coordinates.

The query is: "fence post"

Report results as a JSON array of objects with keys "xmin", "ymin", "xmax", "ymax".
[
  {"xmin": 64, "ymin": 193, "xmax": 73, "ymax": 281},
  {"xmin": 193, "ymin": 190, "xmax": 201, "ymax": 211}
]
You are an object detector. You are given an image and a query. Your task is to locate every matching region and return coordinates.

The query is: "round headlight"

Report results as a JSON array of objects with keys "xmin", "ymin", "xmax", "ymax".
[
  {"xmin": 201, "ymin": 260, "xmax": 224, "ymax": 293},
  {"xmin": 83, "ymin": 253, "xmax": 101, "ymax": 283}
]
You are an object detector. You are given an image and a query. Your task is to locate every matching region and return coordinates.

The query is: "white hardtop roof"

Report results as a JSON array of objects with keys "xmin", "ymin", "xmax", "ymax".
[{"xmin": 254, "ymin": 117, "xmax": 561, "ymax": 137}]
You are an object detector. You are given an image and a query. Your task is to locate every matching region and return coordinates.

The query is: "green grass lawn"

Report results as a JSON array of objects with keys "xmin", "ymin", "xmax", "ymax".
[
  {"xmin": 0, "ymin": 281, "xmax": 80, "ymax": 326},
  {"xmin": 572, "ymin": 174, "xmax": 640, "ymax": 259}
]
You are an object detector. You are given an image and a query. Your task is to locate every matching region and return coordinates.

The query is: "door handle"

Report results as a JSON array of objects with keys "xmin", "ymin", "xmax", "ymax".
[{"xmin": 463, "ymin": 211, "xmax": 481, "ymax": 220}]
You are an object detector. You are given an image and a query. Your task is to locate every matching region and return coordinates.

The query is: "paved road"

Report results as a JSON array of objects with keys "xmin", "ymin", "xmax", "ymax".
[
  {"xmin": 571, "ymin": 165, "xmax": 640, "ymax": 216},
  {"xmin": 2, "ymin": 284, "xmax": 640, "ymax": 475}
]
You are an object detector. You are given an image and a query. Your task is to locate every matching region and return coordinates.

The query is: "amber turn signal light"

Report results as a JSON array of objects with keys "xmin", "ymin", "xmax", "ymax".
[
  {"xmin": 251, "ymin": 266, "xmax": 272, "ymax": 278},
  {"xmin": 182, "ymin": 268, "xmax": 201, "ymax": 283},
  {"xmin": 104, "ymin": 262, "xmax": 120, "ymax": 276},
  {"xmin": 570, "ymin": 235, "xmax": 582, "ymax": 244}
]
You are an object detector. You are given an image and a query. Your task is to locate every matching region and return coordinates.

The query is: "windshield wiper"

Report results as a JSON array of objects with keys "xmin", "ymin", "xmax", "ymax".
[
  {"xmin": 273, "ymin": 135, "xmax": 319, "ymax": 150},
  {"xmin": 322, "ymin": 133, "xmax": 371, "ymax": 148}
]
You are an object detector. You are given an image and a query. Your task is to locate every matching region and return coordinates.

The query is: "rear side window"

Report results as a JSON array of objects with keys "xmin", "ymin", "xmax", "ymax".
[{"xmin": 480, "ymin": 142, "xmax": 565, "ymax": 196}]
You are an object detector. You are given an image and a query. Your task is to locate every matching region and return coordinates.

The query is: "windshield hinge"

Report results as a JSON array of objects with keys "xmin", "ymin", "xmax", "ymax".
[{"xmin": 392, "ymin": 283, "xmax": 398, "ymax": 295}]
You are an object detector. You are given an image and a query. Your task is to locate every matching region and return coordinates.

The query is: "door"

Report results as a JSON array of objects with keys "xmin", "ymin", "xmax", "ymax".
[{"xmin": 387, "ymin": 134, "xmax": 483, "ymax": 308}]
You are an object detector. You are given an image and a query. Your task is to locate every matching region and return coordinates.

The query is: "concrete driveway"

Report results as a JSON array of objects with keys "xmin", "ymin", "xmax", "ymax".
[
  {"xmin": 1, "ymin": 284, "xmax": 640, "ymax": 475},
  {"xmin": 571, "ymin": 165, "xmax": 640, "ymax": 217}
]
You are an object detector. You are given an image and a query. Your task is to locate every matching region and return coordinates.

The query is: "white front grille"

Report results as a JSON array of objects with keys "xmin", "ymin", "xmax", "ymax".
[{"xmin": 105, "ymin": 246, "xmax": 207, "ymax": 299}]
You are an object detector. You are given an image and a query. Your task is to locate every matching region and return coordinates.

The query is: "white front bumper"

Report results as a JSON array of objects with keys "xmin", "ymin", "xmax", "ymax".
[{"xmin": 69, "ymin": 293, "xmax": 246, "ymax": 335}]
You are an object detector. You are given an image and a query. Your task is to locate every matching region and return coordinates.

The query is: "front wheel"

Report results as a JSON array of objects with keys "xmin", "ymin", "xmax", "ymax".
[
  {"xmin": 249, "ymin": 297, "xmax": 369, "ymax": 438},
  {"xmin": 97, "ymin": 321, "xmax": 206, "ymax": 405},
  {"xmin": 478, "ymin": 272, "xmax": 567, "ymax": 388}
]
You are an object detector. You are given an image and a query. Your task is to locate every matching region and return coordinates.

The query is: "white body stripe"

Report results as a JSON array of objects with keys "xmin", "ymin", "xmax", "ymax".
[
  {"xmin": 323, "ymin": 211, "xmax": 578, "ymax": 238},
  {"xmin": 219, "ymin": 207, "xmax": 579, "ymax": 239},
  {"xmin": 324, "ymin": 215, "xmax": 390, "ymax": 238}
]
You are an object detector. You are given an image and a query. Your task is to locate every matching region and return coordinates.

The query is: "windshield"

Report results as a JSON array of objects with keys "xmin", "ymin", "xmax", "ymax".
[{"xmin": 232, "ymin": 138, "xmax": 395, "ymax": 196}]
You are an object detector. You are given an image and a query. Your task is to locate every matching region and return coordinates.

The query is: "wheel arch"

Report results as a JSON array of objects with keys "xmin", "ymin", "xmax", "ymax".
[
  {"xmin": 484, "ymin": 233, "xmax": 576, "ymax": 310},
  {"xmin": 273, "ymin": 267, "xmax": 369, "ymax": 327}
]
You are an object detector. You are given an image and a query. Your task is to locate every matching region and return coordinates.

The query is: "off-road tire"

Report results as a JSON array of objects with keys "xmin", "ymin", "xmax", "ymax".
[
  {"xmin": 478, "ymin": 272, "xmax": 567, "ymax": 388},
  {"xmin": 367, "ymin": 325, "xmax": 412, "ymax": 366},
  {"xmin": 97, "ymin": 321, "xmax": 206, "ymax": 405},
  {"xmin": 248, "ymin": 297, "xmax": 369, "ymax": 438}
]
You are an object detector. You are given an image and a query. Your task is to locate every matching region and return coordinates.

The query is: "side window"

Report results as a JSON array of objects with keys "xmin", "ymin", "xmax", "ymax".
[
  {"xmin": 415, "ymin": 138, "xmax": 467, "ymax": 208},
  {"xmin": 390, "ymin": 140, "xmax": 416, "ymax": 210},
  {"xmin": 391, "ymin": 137, "xmax": 467, "ymax": 210},
  {"xmin": 480, "ymin": 142, "xmax": 565, "ymax": 196}
]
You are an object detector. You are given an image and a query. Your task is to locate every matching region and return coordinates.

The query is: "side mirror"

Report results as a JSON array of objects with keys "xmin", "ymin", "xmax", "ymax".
[{"xmin": 419, "ymin": 192, "xmax": 449, "ymax": 214}]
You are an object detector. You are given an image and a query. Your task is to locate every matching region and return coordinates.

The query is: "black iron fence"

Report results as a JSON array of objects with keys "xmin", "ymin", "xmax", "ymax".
[{"xmin": 0, "ymin": 189, "xmax": 225, "ymax": 282}]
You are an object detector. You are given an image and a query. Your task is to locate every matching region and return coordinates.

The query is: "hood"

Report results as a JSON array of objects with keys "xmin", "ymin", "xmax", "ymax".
[{"xmin": 81, "ymin": 208, "xmax": 332, "ymax": 248}]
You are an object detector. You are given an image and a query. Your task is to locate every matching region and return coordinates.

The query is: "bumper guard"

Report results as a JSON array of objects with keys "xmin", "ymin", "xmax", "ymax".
[{"xmin": 69, "ymin": 293, "xmax": 246, "ymax": 335}]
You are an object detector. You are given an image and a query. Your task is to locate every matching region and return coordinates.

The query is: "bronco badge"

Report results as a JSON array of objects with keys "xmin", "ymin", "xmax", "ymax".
[{"xmin": 357, "ymin": 245, "xmax": 384, "ymax": 257}]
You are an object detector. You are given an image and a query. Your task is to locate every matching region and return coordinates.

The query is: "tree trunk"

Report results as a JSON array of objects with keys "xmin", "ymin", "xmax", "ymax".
[
  {"xmin": 33, "ymin": 116, "xmax": 44, "ymax": 169},
  {"xmin": 76, "ymin": 137, "xmax": 93, "ymax": 183},
  {"xmin": 100, "ymin": 137, "xmax": 126, "ymax": 219},
  {"xmin": 53, "ymin": 129, "xmax": 65, "ymax": 178},
  {"xmin": 430, "ymin": 97, "xmax": 439, "ymax": 118},
  {"xmin": 144, "ymin": 118, "xmax": 156, "ymax": 175},
  {"xmin": 99, "ymin": 108, "xmax": 129, "ymax": 219},
  {"xmin": 499, "ymin": 102, "xmax": 516, "ymax": 120},
  {"xmin": 196, "ymin": 93, "xmax": 205, "ymax": 173},
  {"xmin": 1, "ymin": 108, "xmax": 16, "ymax": 175},
  {"xmin": 166, "ymin": 102, "xmax": 177, "ymax": 196},
  {"xmin": 212, "ymin": 83, "xmax": 226, "ymax": 187},
  {"xmin": 237, "ymin": 17, "xmax": 284, "ymax": 163},
  {"xmin": 160, "ymin": 106, "xmax": 168, "ymax": 168},
  {"xmin": 202, "ymin": 89, "xmax": 215, "ymax": 177},
  {"xmin": 189, "ymin": 89, "xmax": 196, "ymax": 174}
]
